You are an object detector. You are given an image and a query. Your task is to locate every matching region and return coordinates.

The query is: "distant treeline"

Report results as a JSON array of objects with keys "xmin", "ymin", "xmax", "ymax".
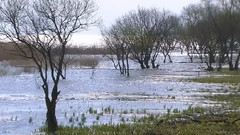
[
  {"xmin": 102, "ymin": 0, "xmax": 240, "ymax": 76},
  {"xmin": 65, "ymin": 46, "xmax": 109, "ymax": 55}
]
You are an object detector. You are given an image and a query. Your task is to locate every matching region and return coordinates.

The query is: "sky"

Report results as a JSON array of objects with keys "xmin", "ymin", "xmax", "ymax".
[{"xmin": 70, "ymin": 0, "xmax": 201, "ymax": 46}]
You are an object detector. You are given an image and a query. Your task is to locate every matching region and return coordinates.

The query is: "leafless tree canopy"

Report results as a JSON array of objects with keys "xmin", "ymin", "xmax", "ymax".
[
  {"xmin": 103, "ymin": 0, "xmax": 240, "ymax": 73},
  {"xmin": 102, "ymin": 8, "xmax": 180, "ymax": 75},
  {"xmin": 180, "ymin": 0, "xmax": 240, "ymax": 71},
  {"xmin": 0, "ymin": 0, "xmax": 98, "ymax": 133}
]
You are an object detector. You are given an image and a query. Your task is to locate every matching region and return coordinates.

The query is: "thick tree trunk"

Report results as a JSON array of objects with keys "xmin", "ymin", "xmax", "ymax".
[
  {"xmin": 139, "ymin": 61, "xmax": 145, "ymax": 69},
  {"xmin": 144, "ymin": 54, "xmax": 150, "ymax": 69},
  {"xmin": 206, "ymin": 50, "xmax": 215, "ymax": 71},
  {"xmin": 144, "ymin": 61, "xmax": 150, "ymax": 68},
  {"xmin": 209, "ymin": 51, "xmax": 215, "ymax": 64},
  {"xmin": 46, "ymin": 98, "xmax": 58, "ymax": 133},
  {"xmin": 206, "ymin": 61, "xmax": 214, "ymax": 71},
  {"xmin": 45, "ymin": 85, "xmax": 60, "ymax": 134},
  {"xmin": 229, "ymin": 61, "xmax": 234, "ymax": 70},
  {"xmin": 151, "ymin": 59, "xmax": 156, "ymax": 68},
  {"xmin": 207, "ymin": 66, "xmax": 214, "ymax": 71},
  {"xmin": 206, "ymin": 59, "xmax": 214, "ymax": 71}
]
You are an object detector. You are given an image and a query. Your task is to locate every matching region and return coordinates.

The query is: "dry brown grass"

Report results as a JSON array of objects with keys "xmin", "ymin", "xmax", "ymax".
[
  {"xmin": 0, "ymin": 43, "xmax": 34, "ymax": 67},
  {"xmin": 0, "ymin": 42, "xmax": 21, "ymax": 60},
  {"xmin": 0, "ymin": 43, "xmax": 105, "ymax": 68}
]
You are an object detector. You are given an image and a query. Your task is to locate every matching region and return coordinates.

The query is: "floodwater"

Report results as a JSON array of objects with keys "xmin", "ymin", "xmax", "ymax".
[{"xmin": 0, "ymin": 54, "xmax": 230, "ymax": 135}]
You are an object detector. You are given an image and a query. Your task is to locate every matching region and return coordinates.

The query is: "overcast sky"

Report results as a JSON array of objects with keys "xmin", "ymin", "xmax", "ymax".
[{"xmin": 71, "ymin": 0, "xmax": 201, "ymax": 46}]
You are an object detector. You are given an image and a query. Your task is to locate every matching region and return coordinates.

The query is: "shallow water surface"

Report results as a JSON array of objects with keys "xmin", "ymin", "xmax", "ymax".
[{"xmin": 0, "ymin": 55, "xmax": 227, "ymax": 135}]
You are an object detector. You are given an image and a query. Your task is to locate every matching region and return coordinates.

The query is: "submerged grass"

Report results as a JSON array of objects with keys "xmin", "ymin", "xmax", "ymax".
[
  {"xmin": 39, "ymin": 69, "xmax": 240, "ymax": 135},
  {"xmin": 190, "ymin": 69, "xmax": 240, "ymax": 84},
  {"xmin": 191, "ymin": 76, "xmax": 240, "ymax": 84},
  {"xmin": 216, "ymin": 69, "xmax": 240, "ymax": 76},
  {"xmin": 199, "ymin": 69, "xmax": 240, "ymax": 109},
  {"xmin": 40, "ymin": 104, "xmax": 240, "ymax": 135},
  {"xmin": 40, "ymin": 108, "xmax": 240, "ymax": 135},
  {"xmin": 207, "ymin": 94, "xmax": 240, "ymax": 109}
]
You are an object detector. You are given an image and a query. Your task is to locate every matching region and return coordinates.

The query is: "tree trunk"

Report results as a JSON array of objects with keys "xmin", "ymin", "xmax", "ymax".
[
  {"xmin": 229, "ymin": 61, "xmax": 234, "ymax": 70},
  {"xmin": 144, "ymin": 61, "xmax": 150, "ymax": 68},
  {"xmin": 45, "ymin": 85, "xmax": 60, "ymax": 134},
  {"xmin": 229, "ymin": 44, "xmax": 234, "ymax": 70},
  {"xmin": 121, "ymin": 55, "xmax": 126, "ymax": 74},
  {"xmin": 217, "ymin": 63, "xmax": 222, "ymax": 71},
  {"xmin": 117, "ymin": 59, "xmax": 123, "ymax": 74},
  {"xmin": 206, "ymin": 56, "xmax": 214, "ymax": 71},
  {"xmin": 209, "ymin": 51, "xmax": 215, "ymax": 64},
  {"xmin": 126, "ymin": 54, "xmax": 130, "ymax": 77},
  {"xmin": 46, "ymin": 98, "xmax": 58, "ymax": 133},
  {"xmin": 168, "ymin": 54, "xmax": 172, "ymax": 63},
  {"xmin": 207, "ymin": 61, "xmax": 214, "ymax": 71},
  {"xmin": 206, "ymin": 61, "xmax": 214, "ymax": 71},
  {"xmin": 144, "ymin": 54, "xmax": 150, "ymax": 69},
  {"xmin": 234, "ymin": 60, "xmax": 239, "ymax": 70},
  {"xmin": 151, "ymin": 59, "xmax": 156, "ymax": 68},
  {"xmin": 139, "ymin": 60, "xmax": 145, "ymax": 69},
  {"xmin": 206, "ymin": 50, "xmax": 215, "ymax": 71},
  {"xmin": 199, "ymin": 55, "xmax": 203, "ymax": 63},
  {"xmin": 64, "ymin": 64, "xmax": 66, "ymax": 79},
  {"xmin": 234, "ymin": 51, "xmax": 240, "ymax": 70},
  {"xmin": 187, "ymin": 53, "xmax": 193, "ymax": 63},
  {"xmin": 217, "ymin": 54, "xmax": 223, "ymax": 71},
  {"xmin": 217, "ymin": 53, "xmax": 225, "ymax": 71},
  {"xmin": 163, "ymin": 55, "xmax": 167, "ymax": 63}
]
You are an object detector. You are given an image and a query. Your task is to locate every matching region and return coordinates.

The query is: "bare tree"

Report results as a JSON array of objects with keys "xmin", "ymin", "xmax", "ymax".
[
  {"xmin": 180, "ymin": 0, "xmax": 240, "ymax": 71},
  {"xmin": 181, "ymin": 4, "xmax": 207, "ymax": 63},
  {"xmin": 122, "ymin": 8, "xmax": 156, "ymax": 69},
  {"xmin": 0, "ymin": 0, "xmax": 97, "ymax": 133},
  {"xmin": 160, "ymin": 11, "xmax": 180, "ymax": 63},
  {"xmin": 217, "ymin": 0, "xmax": 240, "ymax": 70},
  {"xmin": 178, "ymin": 26, "xmax": 196, "ymax": 63},
  {"xmin": 103, "ymin": 8, "xmax": 181, "ymax": 70},
  {"xmin": 149, "ymin": 9, "xmax": 164, "ymax": 68},
  {"xmin": 102, "ymin": 17, "xmax": 131, "ymax": 76},
  {"xmin": 181, "ymin": 2, "xmax": 220, "ymax": 71}
]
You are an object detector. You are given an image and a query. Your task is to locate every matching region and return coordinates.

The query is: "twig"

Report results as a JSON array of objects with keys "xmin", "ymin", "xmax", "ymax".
[{"xmin": 232, "ymin": 118, "xmax": 240, "ymax": 124}]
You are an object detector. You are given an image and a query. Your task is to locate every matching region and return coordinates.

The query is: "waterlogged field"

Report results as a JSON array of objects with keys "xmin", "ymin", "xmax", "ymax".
[{"xmin": 0, "ymin": 54, "xmax": 233, "ymax": 135}]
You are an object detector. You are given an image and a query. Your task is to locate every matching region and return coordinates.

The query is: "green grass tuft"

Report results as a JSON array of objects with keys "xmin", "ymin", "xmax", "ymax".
[{"xmin": 191, "ymin": 76, "xmax": 240, "ymax": 84}]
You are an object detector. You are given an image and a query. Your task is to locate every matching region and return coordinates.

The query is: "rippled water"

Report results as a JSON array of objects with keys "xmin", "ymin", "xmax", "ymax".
[{"xmin": 0, "ymin": 54, "xmax": 229, "ymax": 135}]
